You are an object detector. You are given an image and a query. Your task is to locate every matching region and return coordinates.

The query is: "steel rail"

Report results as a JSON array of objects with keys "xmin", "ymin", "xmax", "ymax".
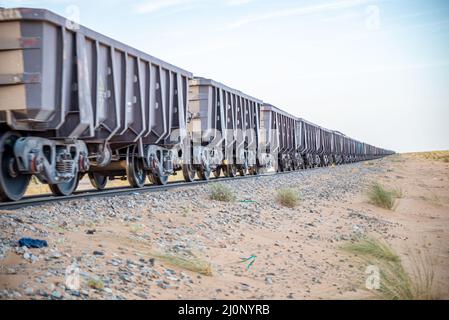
[{"xmin": 0, "ymin": 169, "xmax": 310, "ymax": 211}]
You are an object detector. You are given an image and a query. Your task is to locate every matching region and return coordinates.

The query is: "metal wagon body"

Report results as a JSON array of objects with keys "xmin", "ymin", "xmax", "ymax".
[
  {"xmin": 188, "ymin": 78, "xmax": 262, "ymax": 177},
  {"xmin": 0, "ymin": 7, "xmax": 192, "ymax": 199},
  {"xmin": 260, "ymin": 104, "xmax": 305, "ymax": 171}
]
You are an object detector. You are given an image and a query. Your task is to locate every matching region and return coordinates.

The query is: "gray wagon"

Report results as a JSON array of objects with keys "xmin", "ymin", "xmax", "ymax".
[
  {"xmin": 260, "ymin": 104, "xmax": 304, "ymax": 171},
  {"xmin": 188, "ymin": 77, "xmax": 262, "ymax": 178},
  {"xmin": 0, "ymin": 7, "xmax": 191, "ymax": 200}
]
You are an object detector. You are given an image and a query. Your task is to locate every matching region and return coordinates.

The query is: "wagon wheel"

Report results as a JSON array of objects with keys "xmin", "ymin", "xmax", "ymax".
[
  {"xmin": 238, "ymin": 167, "xmax": 248, "ymax": 176},
  {"xmin": 249, "ymin": 166, "xmax": 259, "ymax": 175},
  {"xmin": 278, "ymin": 161, "xmax": 285, "ymax": 172},
  {"xmin": 213, "ymin": 166, "xmax": 221, "ymax": 178},
  {"xmin": 49, "ymin": 173, "xmax": 80, "ymax": 196},
  {"xmin": 149, "ymin": 173, "xmax": 169, "ymax": 185},
  {"xmin": 126, "ymin": 145, "xmax": 146, "ymax": 188},
  {"xmin": 238, "ymin": 160, "xmax": 249, "ymax": 176},
  {"xmin": 224, "ymin": 164, "xmax": 237, "ymax": 177},
  {"xmin": 88, "ymin": 172, "xmax": 108, "ymax": 190},
  {"xmin": 0, "ymin": 132, "xmax": 31, "ymax": 201},
  {"xmin": 305, "ymin": 155, "xmax": 311, "ymax": 168},
  {"xmin": 197, "ymin": 166, "xmax": 211, "ymax": 181},
  {"xmin": 182, "ymin": 164, "xmax": 196, "ymax": 183}
]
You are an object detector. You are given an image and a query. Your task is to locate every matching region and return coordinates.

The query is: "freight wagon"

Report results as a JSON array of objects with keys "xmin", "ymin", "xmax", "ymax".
[
  {"xmin": 188, "ymin": 77, "xmax": 262, "ymax": 178},
  {"xmin": 0, "ymin": 7, "xmax": 394, "ymax": 202},
  {"xmin": 0, "ymin": 7, "xmax": 191, "ymax": 200}
]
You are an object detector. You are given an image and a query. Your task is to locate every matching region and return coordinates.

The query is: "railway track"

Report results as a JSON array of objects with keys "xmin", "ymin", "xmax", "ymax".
[{"xmin": 0, "ymin": 170, "xmax": 305, "ymax": 211}]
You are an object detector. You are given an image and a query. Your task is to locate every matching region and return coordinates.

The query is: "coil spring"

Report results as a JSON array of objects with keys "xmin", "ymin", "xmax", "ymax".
[
  {"xmin": 56, "ymin": 159, "xmax": 73, "ymax": 174},
  {"xmin": 56, "ymin": 151, "xmax": 74, "ymax": 174}
]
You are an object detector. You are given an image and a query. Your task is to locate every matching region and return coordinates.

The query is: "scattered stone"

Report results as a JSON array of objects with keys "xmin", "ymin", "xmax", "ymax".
[
  {"xmin": 157, "ymin": 280, "xmax": 170, "ymax": 289},
  {"xmin": 51, "ymin": 290, "xmax": 62, "ymax": 299},
  {"xmin": 49, "ymin": 251, "xmax": 62, "ymax": 259},
  {"xmin": 69, "ymin": 290, "xmax": 81, "ymax": 297},
  {"xmin": 240, "ymin": 283, "xmax": 250, "ymax": 291}
]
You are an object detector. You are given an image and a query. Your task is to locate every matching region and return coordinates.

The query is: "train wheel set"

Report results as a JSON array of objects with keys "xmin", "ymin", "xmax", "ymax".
[{"xmin": 0, "ymin": 8, "xmax": 393, "ymax": 202}]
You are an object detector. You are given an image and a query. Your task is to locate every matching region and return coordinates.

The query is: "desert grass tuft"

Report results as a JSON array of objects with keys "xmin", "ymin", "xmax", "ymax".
[
  {"xmin": 341, "ymin": 237, "xmax": 400, "ymax": 262},
  {"xmin": 276, "ymin": 188, "xmax": 300, "ymax": 208},
  {"xmin": 392, "ymin": 187, "xmax": 404, "ymax": 199},
  {"xmin": 413, "ymin": 150, "xmax": 449, "ymax": 163},
  {"xmin": 367, "ymin": 183, "xmax": 397, "ymax": 210},
  {"xmin": 154, "ymin": 252, "xmax": 213, "ymax": 276},
  {"xmin": 341, "ymin": 236, "xmax": 439, "ymax": 300},
  {"xmin": 209, "ymin": 184, "xmax": 235, "ymax": 202},
  {"xmin": 87, "ymin": 278, "xmax": 104, "ymax": 290}
]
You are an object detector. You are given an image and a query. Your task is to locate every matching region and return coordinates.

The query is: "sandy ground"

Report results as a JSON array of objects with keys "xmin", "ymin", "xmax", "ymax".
[{"xmin": 0, "ymin": 153, "xmax": 448, "ymax": 300}]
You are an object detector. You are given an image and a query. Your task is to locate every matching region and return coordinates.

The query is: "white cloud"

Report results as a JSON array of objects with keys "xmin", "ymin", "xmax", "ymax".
[
  {"xmin": 227, "ymin": 0, "xmax": 377, "ymax": 29},
  {"xmin": 224, "ymin": 0, "xmax": 254, "ymax": 6},
  {"xmin": 135, "ymin": 0, "xmax": 201, "ymax": 14}
]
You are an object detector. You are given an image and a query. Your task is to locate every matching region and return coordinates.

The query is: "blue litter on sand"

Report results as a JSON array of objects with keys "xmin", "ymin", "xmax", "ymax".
[{"xmin": 18, "ymin": 238, "xmax": 48, "ymax": 248}]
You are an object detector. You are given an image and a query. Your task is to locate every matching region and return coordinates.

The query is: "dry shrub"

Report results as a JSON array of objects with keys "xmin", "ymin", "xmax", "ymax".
[
  {"xmin": 276, "ymin": 188, "xmax": 300, "ymax": 208},
  {"xmin": 209, "ymin": 184, "xmax": 235, "ymax": 202},
  {"xmin": 341, "ymin": 237, "xmax": 439, "ymax": 300}
]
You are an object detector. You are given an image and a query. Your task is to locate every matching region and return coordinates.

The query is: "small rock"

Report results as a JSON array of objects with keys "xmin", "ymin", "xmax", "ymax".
[
  {"xmin": 79, "ymin": 289, "xmax": 89, "ymax": 296},
  {"xmin": 240, "ymin": 283, "xmax": 250, "ymax": 291},
  {"xmin": 37, "ymin": 290, "xmax": 48, "ymax": 297},
  {"xmin": 69, "ymin": 290, "xmax": 81, "ymax": 297},
  {"xmin": 157, "ymin": 280, "xmax": 170, "ymax": 289},
  {"xmin": 50, "ymin": 251, "xmax": 62, "ymax": 259},
  {"xmin": 51, "ymin": 290, "xmax": 62, "ymax": 299}
]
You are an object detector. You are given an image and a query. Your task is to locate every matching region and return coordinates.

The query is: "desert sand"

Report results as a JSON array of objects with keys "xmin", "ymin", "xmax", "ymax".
[{"xmin": 0, "ymin": 152, "xmax": 448, "ymax": 300}]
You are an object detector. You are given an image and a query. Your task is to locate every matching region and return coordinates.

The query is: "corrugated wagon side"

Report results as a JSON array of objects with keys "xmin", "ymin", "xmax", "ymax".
[
  {"xmin": 0, "ymin": 7, "xmax": 192, "ymax": 200},
  {"xmin": 260, "ymin": 104, "xmax": 304, "ymax": 171},
  {"xmin": 188, "ymin": 77, "xmax": 262, "ymax": 178}
]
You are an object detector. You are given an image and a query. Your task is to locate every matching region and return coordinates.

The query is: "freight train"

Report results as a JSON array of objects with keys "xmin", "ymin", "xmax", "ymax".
[{"xmin": 0, "ymin": 8, "xmax": 393, "ymax": 201}]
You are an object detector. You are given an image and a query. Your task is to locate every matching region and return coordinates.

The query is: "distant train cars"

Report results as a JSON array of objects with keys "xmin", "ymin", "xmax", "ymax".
[
  {"xmin": 0, "ymin": 8, "xmax": 393, "ymax": 201},
  {"xmin": 188, "ymin": 77, "xmax": 262, "ymax": 179}
]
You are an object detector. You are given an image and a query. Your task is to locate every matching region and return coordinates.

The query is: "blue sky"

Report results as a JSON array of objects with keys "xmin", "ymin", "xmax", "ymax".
[{"xmin": 3, "ymin": 0, "xmax": 449, "ymax": 152}]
